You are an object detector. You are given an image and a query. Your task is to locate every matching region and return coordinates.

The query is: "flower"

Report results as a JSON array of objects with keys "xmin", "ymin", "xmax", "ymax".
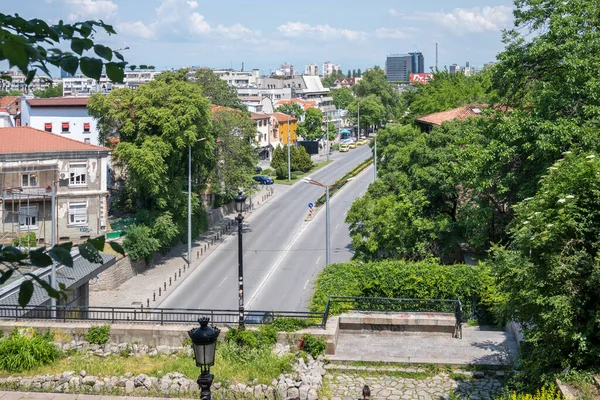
[
  {"xmin": 566, "ymin": 195, "xmax": 575, "ymax": 199},
  {"xmin": 548, "ymin": 167, "xmax": 558, "ymax": 170},
  {"xmin": 586, "ymin": 154, "xmax": 596, "ymax": 159},
  {"xmin": 557, "ymin": 198, "xmax": 566, "ymax": 203},
  {"xmin": 562, "ymin": 151, "xmax": 572, "ymax": 155},
  {"xmin": 546, "ymin": 224, "xmax": 554, "ymax": 227},
  {"xmin": 523, "ymin": 221, "xmax": 529, "ymax": 225}
]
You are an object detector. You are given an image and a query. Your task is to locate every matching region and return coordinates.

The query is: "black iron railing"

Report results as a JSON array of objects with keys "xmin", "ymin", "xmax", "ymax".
[{"xmin": 321, "ymin": 296, "xmax": 463, "ymax": 338}]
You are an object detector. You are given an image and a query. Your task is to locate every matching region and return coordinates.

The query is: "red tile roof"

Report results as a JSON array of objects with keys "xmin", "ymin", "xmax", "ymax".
[
  {"xmin": 0, "ymin": 127, "xmax": 109, "ymax": 154},
  {"xmin": 270, "ymin": 112, "xmax": 297, "ymax": 123},
  {"xmin": 0, "ymin": 107, "xmax": 8, "ymax": 114},
  {"xmin": 250, "ymin": 112, "xmax": 270, "ymax": 120},
  {"xmin": 275, "ymin": 98, "xmax": 316, "ymax": 111},
  {"xmin": 27, "ymin": 97, "xmax": 89, "ymax": 107},
  {"xmin": 415, "ymin": 104, "xmax": 490, "ymax": 126},
  {"xmin": 0, "ymin": 96, "xmax": 19, "ymax": 108}
]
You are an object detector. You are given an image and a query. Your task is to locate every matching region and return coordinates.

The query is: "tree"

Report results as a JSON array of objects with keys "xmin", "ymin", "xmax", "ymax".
[
  {"xmin": 326, "ymin": 122, "xmax": 337, "ymax": 141},
  {"xmin": 347, "ymin": 95, "xmax": 386, "ymax": 132},
  {"xmin": 347, "ymin": 70, "xmax": 352, "ymax": 78},
  {"xmin": 33, "ymin": 83, "xmax": 62, "ymax": 98},
  {"xmin": 123, "ymin": 225, "xmax": 160, "ymax": 263},
  {"xmin": 297, "ymin": 107, "xmax": 323, "ymax": 141},
  {"xmin": 321, "ymin": 70, "xmax": 344, "ymax": 88},
  {"xmin": 0, "ymin": 12, "xmax": 127, "ymax": 84},
  {"xmin": 129, "ymin": 65, "xmax": 137, "ymax": 71},
  {"xmin": 0, "ymin": 89, "xmax": 24, "ymax": 96},
  {"xmin": 194, "ymin": 68, "xmax": 245, "ymax": 110},
  {"xmin": 357, "ymin": 68, "xmax": 362, "ymax": 77},
  {"xmin": 139, "ymin": 64, "xmax": 148, "ymax": 70},
  {"xmin": 270, "ymin": 145, "xmax": 312, "ymax": 176},
  {"xmin": 330, "ymin": 87, "xmax": 354, "ymax": 110},
  {"xmin": 276, "ymin": 102, "xmax": 304, "ymax": 119},
  {"xmin": 352, "ymin": 66, "xmax": 404, "ymax": 121},
  {"xmin": 147, "ymin": 65, "xmax": 155, "ymax": 70}
]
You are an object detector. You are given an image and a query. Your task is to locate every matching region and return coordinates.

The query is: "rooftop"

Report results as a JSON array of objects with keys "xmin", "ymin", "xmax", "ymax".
[
  {"xmin": 270, "ymin": 112, "xmax": 297, "ymax": 123},
  {"xmin": 27, "ymin": 97, "xmax": 89, "ymax": 107},
  {"xmin": 275, "ymin": 98, "xmax": 317, "ymax": 111},
  {"xmin": 0, "ymin": 126, "xmax": 109, "ymax": 154},
  {"xmin": 0, "ymin": 96, "xmax": 19, "ymax": 108},
  {"xmin": 250, "ymin": 112, "xmax": 270, "ymax": 120},
  {"xmin": 415, "ymin": 104, "xmax": 491, "ymax": 126}
]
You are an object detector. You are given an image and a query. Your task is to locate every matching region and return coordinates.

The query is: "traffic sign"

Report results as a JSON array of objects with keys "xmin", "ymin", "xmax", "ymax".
[{"xmin": 308, "ymin": 203, "xmax": 314, "ymax": 209}]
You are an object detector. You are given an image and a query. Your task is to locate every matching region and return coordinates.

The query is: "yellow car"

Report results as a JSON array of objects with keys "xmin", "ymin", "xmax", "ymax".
[
  {"xmin": 348, "ymin": 141, "xmax": 357, "ymax": 149},
  {"xmin": 356, "ymin": 138, "xmax": 367, "ymax": 146},
  {"xmin": 339, "ymin": 143, "xmax": 350, "ymax": 152}
]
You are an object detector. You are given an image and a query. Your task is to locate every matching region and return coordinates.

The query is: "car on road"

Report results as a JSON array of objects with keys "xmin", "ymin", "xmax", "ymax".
[
  {"xmin": 356, "ymin": 138, "xmax": 367, "ymax": 146},
  {"xmin": 348, "ymin": 141, "xmax": 357, "ymax": 149},
  {"xmin": 253, "ymin": 175, "xmax": 274, "ymax": 185},
  {"xmin": 339, "ymin": 143, "xmax": 350, "ymax": 152}
]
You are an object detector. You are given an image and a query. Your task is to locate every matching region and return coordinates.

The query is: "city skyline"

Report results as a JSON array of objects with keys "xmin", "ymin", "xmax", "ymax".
[{"xmin": 1, "ymin": 0, "xmax": 514, "ymax": 76}]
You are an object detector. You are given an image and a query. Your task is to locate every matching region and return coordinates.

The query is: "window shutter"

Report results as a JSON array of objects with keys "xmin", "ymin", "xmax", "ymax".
[
  {"xmin": 62, "ymin": 122, "xmax": 69, "ymax": 129},
  {"xmin": 83, "ymin": 123, "xmax": 90, "ymax": 130},
  {"xmin": 44, "ymin": 123, "xmax": 52, "ymax": 130}
]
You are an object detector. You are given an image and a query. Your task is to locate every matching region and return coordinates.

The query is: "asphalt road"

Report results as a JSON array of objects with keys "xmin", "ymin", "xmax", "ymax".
[{"xmin": 160, "ymin": 144, "xmax": 372, "ymax": 311}]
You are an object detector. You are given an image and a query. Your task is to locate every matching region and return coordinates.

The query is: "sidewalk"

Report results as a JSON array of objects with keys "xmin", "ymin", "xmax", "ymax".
[{"xmin": 89, "ymin": 187, "xmax": 276, "ymax": 308}]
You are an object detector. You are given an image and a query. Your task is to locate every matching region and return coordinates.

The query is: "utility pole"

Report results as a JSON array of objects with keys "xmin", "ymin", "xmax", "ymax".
[
  {"xmin": 188, "ymin": 144, "xmax": 192, "ymax": 272},
  {"xmin": 50, "ymin": 182, "xmax": 57, "ymax": 319},
  {"xmin": 287, "ymin": 115, "xmax": 291, "ymax": 182},
  {"xmin": 374, "ymin": 137, "xmax": 377, "ymax": 180},
  {"xmin": 325, "ymin": 185, "xmax": 330, "ymax": 266},
  {"xmin": 357, "ymin": 100, "xmax": 360, "ymax": 138}
]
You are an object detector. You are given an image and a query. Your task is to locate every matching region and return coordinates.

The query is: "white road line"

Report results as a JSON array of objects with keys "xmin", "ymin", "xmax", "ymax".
[
  {"xmin": 218, "ymin": 277, "xmax": 227, "ymax": 287},
  {"xmin": 335, "ymin": 224, "xmax": 339, "ymax": 230},
  {"xmin": 315, "ymin": 256, "xmax": 321, "ymax": 265},
  {"xmin": 303, "ymin": 280, "xmax": 310, "ymax": 290}
]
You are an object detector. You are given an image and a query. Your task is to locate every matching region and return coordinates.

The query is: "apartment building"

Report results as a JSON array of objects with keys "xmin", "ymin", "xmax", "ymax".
[{"xmin": 322, "ymin": 62, "xmax": 341, "ymax": 77}]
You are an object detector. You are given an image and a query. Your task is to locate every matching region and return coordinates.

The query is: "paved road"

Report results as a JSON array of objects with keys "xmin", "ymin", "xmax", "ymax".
[{"xmin": 160, "ymin": 145, "xmax": 372, "ymax": 311}]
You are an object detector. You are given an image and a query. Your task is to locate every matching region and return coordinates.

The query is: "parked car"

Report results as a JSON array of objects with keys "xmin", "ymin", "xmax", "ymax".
[
  {"xmin": 253, "ymin": 175, "xmax": 274, "ymax": 185},
  {"xmin": 339, "ymin": 143, "xmax": 350, "ymax": 152}
]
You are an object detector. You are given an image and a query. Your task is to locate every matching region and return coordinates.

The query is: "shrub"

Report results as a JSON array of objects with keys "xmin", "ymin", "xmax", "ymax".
[
  {"xmin": 123, "ymin": 224, "xmax": 160, "ymax": 263},
  {"xmin": 151, "ymin": 211, "xmax": 179, "ymax": 251},
  {"xmin": 270, "ymin": 317, "xmax": 312, "ymax": 332},
  {"xmin": 301, "ymin": 334, "xmax": 326, "ymax": 359},
  {"xmin": 262, "ymin": 168, "xmax": 274, "ymax": 176},
  {"xmin": 85, "ymin": 325, "xmax": 111, "ymax": 345},
  {"xmin": 291, "ymin": 146, "xmax": 313, "ymax": 172},
  {"xmin": 275, "ymin": 166, "xmax": 287, "ymax": 180},
  {"xmin": 0, "ymin": 329, "xmax": 62, "ymax": 372},
  {"xmin": 13, "ymin": 232, "xmax": 36, "ymax": 248},
  {"xmin": 225, "ymin": 326, "xmax": 278, "ymax": 349},
  {"xmin": 496, "ymin": 386, "xmax": 562, "ymax": 400}
]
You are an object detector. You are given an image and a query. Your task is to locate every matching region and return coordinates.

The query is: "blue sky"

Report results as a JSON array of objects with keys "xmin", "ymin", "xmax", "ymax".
[{"xmin": 2, "ymin": 0, "xmax": 515, "ymax": 75}]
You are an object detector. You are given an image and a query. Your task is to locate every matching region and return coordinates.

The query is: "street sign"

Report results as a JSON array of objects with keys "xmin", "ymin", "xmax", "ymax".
[{"xmin": 308, "ymin": 203, "xmax": 314, "ymax": 209}]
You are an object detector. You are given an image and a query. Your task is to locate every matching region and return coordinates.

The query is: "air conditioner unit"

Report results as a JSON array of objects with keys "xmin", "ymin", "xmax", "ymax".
[{"xmin": 59, "ymin": 172, "xmax": 68, "ymax": 180}]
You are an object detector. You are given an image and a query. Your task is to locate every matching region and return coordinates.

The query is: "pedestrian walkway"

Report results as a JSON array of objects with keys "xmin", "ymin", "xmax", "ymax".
[{"xmin": 89, "ymin": 186, "xmax": 277, "ymax": 308}]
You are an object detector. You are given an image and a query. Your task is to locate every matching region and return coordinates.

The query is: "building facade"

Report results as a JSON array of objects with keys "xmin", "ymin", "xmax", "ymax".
[
  {"xmin": 250, "ymin": 113, "xmax": 273, "ymax": 161},
  {"xmin": 322, "ymin": 62, "xmax": 341, "ymax": 77},
  {"xmin": 305, "ymin": 64, "xmax": 319, "ymax": 76},
  {"xmin": 409, "ymin": 52, "xmax": 425, "ymax": 74},
  {"xmin": 270, "ymin": 112, "xmax": 298, "ymax": 145},
  {"xmin": 0, "ymin": 126, "xmax": 111, "ymax": 245},
  {"xmin": 386, "ymin": 54, "xmax": 412, "ymax": 82},
  {"xmin": 21, "ymin": 97, "xmax": 100, "ymax": 146},
  {"xmin": 214, "ymin": 69, "xmax": 259, "ymax": 87}
]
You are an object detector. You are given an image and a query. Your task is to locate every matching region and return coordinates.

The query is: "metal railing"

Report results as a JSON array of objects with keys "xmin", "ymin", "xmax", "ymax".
[
  {"xmin": 0, "ymin": 305, "xmax": 324, "ymax": 326},
  {"xmin": 321, "ymin": 296, "xmax": 463, "ymax": 338}
]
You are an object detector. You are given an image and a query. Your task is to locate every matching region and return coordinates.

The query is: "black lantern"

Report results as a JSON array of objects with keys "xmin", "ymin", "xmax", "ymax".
[
  {"xmin": 233, "ymin": 191, "xmax": 247, "ymax": 214},
  {"xmin": 188, "ymin": 317, "xmax": 220, "ymax": 400}
]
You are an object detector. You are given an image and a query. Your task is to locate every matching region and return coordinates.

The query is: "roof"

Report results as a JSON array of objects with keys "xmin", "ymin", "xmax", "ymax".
[
  {"xmin": 415, "ymin": 104, "xmax": 491, "ymax": 126},
  {"xmin": 250, "ymin": 112, "xmax": 270, "ymax": 120},
  {"xmin": 0, "ymin": 126, "xmax": 109, "ymax": 154},
  {"xmin": 270, "ymin": 112, "xmax": 297, "ymax": 123},
  {"xmin": 302, "ymin": 75, "xmax": 329, "ymax": 93},
  {"xmin": 275, "ymin": 98, "xmax": 317, "ymax": 111},
  {"xmin": 0, "ymin": 96, "xmax": 19, "ymax": 108},
  {"xmin": 27, "ymin": 97, "xmax": 89, "ymax": 107},
  {"xmin": 239, "ymin": 96, "xmax": 264, "ymax": 102},
  {"xmin": 0, "ymin": 107, "xmax": 8, "ymax": 114}
]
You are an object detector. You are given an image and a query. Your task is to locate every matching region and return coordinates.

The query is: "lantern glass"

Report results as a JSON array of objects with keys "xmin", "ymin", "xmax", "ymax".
[
  {"xmin": 188, "ymin": 317, "xmax": 220, "ymax": 368},
  {"xmin": 192, "ymin": 341, "xmax": 217, "ymax": 367},
  {"xmin": 233, "ymin": 192, "xmax": 246, "ymax": 213}
]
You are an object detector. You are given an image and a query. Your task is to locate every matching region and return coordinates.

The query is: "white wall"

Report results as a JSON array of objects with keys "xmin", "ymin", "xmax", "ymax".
[{"xmin": 21, "ymin": 103, "xmax": 100, "ymax": 146}]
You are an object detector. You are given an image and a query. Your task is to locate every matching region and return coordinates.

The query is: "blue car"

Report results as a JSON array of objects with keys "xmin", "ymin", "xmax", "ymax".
[{"xmin": 253, "ymin": 175, "xmax": 274, "ymax": 185}]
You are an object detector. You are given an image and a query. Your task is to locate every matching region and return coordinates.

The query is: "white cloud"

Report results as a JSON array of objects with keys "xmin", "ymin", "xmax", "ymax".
[
  {"xmin": 116, "ymin": 21, "xmax": 155, "ymax": 39},
  {"xmin": 186, "ymin": 0, "xmax": 198, "ymax": 8},
  {"xmin": 388, "ymin": 8, "xmax": 403, "ymax": 17},
  {"xmin": 65, "ymin": 0, "xmax": 118, "ymax": 21},
  {"xmin": 423, "ymin": 6, "xmax": 513, "ymax": 33},
  {"xmin": 375, "ymin": 27, "xmax": 410, "ymax": 39},
  {"xmin": 189, "ymin": 13, "xmax": 211, "ymax": 35},
  {"xmin": 277, "ymin": 22, "xmax": 367, "ymax": 41}
]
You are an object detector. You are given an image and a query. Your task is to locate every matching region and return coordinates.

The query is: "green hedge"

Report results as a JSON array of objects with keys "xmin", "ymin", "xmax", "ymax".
[
  {"xmin": 310, "ymin": 259, "xmax": 493, "ymax": 317},
  {"xmin": 315, "ymin": 157, "xmax": 373, "ymax": 206}
]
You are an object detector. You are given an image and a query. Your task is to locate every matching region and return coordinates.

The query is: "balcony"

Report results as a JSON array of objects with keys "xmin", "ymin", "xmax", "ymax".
[{"xmin": 2, "ymin": 187, "xmax": 52, "ymax": 201}]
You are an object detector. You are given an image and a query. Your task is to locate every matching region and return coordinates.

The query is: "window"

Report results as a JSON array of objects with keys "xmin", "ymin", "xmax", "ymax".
[
  {"xmin": 69, "ymin": 163, "xmax": 87, "ymax": 186},
  {"xmin": 83, "ymin": 122, "xmax": 91, "ymax": 133},
  {"xmin": 22, "ymin": 173, "xmax": 38, "ymax": 187},
  {"xmin": 62, "ymin": 122, "xmax": 70, "ymax": 133},
  {"xmin": 19, "ymin": 205, "xmax": 38, "ymax": 228},
  {"xmin": 68, "ymin": 202, "xmax": 87, "ymax": 225},
  {"xmin": 84, "ymin": 138, "xmax": 91, "ymax": 144},
  {"xmin": 44, "ymin": 123, "xmax": 52, "ymax": 132}
]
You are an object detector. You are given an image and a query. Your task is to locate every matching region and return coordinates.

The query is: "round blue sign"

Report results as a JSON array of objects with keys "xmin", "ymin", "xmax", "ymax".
[{"xmin": 308, "ymin": 203, "xmax": 314, "ymax": 209}]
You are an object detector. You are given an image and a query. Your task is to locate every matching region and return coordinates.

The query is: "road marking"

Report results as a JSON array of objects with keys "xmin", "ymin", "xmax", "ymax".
[
  {"xmin": 335, "ymin": 224, "xmax": 339, "ymax": 230},
  {"xmin": 315, "ymin": 256, "xmax": 321, "ymax": 265},
  {"xmin": 303, "ymin": 280, "xmax": 310, "ymax": 290},
  {"xmin": 218, "ymin": 277, "xmax": 227, "ymax": 287}
]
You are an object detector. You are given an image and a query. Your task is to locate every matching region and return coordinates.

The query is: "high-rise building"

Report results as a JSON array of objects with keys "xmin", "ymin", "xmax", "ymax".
[
  {"xmin": 305, "ymin": 64, "xmax": 319, "ymax": 76},
  {"xmin": 449, "ymin": 64, "xmax": 461, "ymax": 74},
  {"xmin": 409, "ymin": 52, "xmax": 425, "ymax": 74},
  {"xmin": 322, "ymin": 62, "xmax": 341, "ymax": 77},
  {"xmin": 385, "ymin": 54, "xmax": 411, "ymax": 82}
]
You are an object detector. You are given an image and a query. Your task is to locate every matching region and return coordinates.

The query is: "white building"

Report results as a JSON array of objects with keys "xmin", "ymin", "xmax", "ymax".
[
  {"xmin": 62, "ymin": 71, "xmax": 161, "ymax": 96},
  {"xmin": 0, "ymin": 70, "xmax": 60, "ymax": 93},
  {"xmin": 250, "ymin": 113, "xmax": 273, "ymax": 161},
  {"xmin": 305, "ymin": 64, "xmax": 319, "ymax": 76},
  {"xmin": 21, "ymin": 97, "xmax": 100, "ymax": 146},
  {"xmin": 213, "ymin": 69, "xmax": 259, "ymax": 87},
  {"xmin": 322, "ymin": 62, "xmax": 341, "ymax": 77}
]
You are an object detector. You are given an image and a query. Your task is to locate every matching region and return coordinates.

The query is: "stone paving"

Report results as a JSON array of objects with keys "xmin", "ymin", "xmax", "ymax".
[{"xmin": 323, "ymin": 369, "xmax": 506, "ymax": 400}]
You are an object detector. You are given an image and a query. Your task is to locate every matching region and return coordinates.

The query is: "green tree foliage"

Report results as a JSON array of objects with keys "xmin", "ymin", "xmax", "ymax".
[
  {"xmin": 211, "ymin": 108, "xmax": 258, "ymax": 197},
  {"xmin": 0, "ymin": 13, "xmax": 127, "ymax": 83},
  {"xmin": 297, "ymin": 108, "xmax": 323, "ymax": 141},
  {"xmin": 33, "ymin": 83, "xmax": 63, "ymax": 98},
  {"xmin": 321, "ymin": 70, "xmax": 344, "ymax": 88},
  {"xmin": 276, "ymin": 102, "xmax": 304, "ymax": 119},
  {"xmin": 330, "ymin": 87, "xmax": 354, "ymax": 110},
  {"xmin": 0, "ymin": 89, "xmax": 23, "ymax": 96},
  {"xmin": 352, "ymin": 67, "xmax": 404, "ymax": 121},
  {"xmin": 347, "ymin": 95, "xmax": 386, "ymax": 132},
  {"xmin": 194, "ymin": 68, "xmax": 246, "ymax": 110},
  {"xmin": 290, "ymin": 145, "xmax": 313, "ymax": 172},
  {"xmin": 270, "ymin": 145, "xmax": 313, "ymax": 178},
  {"xmin": 123, "ymin": 225, "xmax": 160, "ymax": 263},
  {"xmin": 347, "ymin": 69, "xmax": 351, "ymax": 78},
  {"xmin": 150, "ymin": 211, "xmax": 180, "ymax": 251},
  {"xmin": 489, "ymin": 153, "xmax": 600, "ymax": 383},
  {"xmin": 326, "ymin": 122, "xmax": 337, "ymax": 141},
  {"xmin": 357, "ymin": 68, "xmax": 362, "ymax": 77}
]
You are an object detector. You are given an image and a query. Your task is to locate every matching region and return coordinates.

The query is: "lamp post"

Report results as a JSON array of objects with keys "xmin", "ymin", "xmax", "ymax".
[
  {"xmin": 373, "ymin": 137, "xmax": 377, "ymax": 180},
  {"xmin": 188, "ymin": 317, "xmax": 220, "ymax": 400},
  {"xmin": 302, "ymin": 177, "xmax": 330, "ymax": 266},
  {"xmin": 287, "ymin": 114, "xmax": 291, "ymax": 182},
  {"xmin": 188, "ymin": 138, "xmax": 208, "ymax": 271},
  {"xmin": 233, "ymin": 191, "xmax": 247, "ymax": 330}
]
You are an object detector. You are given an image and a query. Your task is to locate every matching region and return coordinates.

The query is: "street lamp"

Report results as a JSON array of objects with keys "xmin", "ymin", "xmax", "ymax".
[
  {"xmin": 189, "ymin": 138, "xmax": 208, "ymax": 271},
  {"xmin": 188, "ymin": 317, "xmax": 220, "ymax": 400},
  {"xmin": 233, "ymin": 191, "xmax": 247, "ymax": 330}
]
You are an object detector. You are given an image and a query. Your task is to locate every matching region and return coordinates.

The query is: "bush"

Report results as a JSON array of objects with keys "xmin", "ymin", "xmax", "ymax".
[
  {"xmin": 275, "ymin": 166, "xmax": 287, "ymax": 180},
  {"xmin": 291, "ymin": 146, "xmax": 313, "ymax": 172},
  {"xmin": 123, "ymin": 224, "xmax": 160, "ymax": 263},
  {"xmin": 225, "ymin": 326, "xmax": 278, "ymax": 349},
  {"xmin": 0, "ymin": 329, "xmax": 62, "ymax": 372},
  {"xmin": 301, "ymin": 334, "xmax": 326, "ymax": 359},
  {"xmin": 151, "ymin": 211, "xmax": 179, "ymax": 251},
  {"xmin": 13, "ymin": 232, "xmax": 36, "ymax": 247},
  {"xmin": 85, "ymin": 325, "xmax": 111, "ymax": 345},
  {"xmin": 270, "ymin": 317, "xmax": 312, "ymax": 332},
  {"xmin": 496, "ymin": 386, "xmax": 562, "ymax": 400},
  {"xmin": 262, "ymin": 168, "xmax": 274, "ymax": 176},
  {"xmin": 310, "ymin": 259, "xmax": 493, "ymax": 318}
]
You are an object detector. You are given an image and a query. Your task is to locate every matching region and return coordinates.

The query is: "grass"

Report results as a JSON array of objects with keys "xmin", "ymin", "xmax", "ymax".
[
  {"xmin": 272, "ymin": 160, "xmax": 333, "ymax": 185},
  {"xmin": 0, "ymin": 342, "xmax": 294, "ymax": 385}
]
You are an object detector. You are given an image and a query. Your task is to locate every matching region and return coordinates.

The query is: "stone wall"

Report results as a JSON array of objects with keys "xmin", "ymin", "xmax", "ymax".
[{"xmin": 90, "ymin": 255, "xmax": 147, "ymax": 292}]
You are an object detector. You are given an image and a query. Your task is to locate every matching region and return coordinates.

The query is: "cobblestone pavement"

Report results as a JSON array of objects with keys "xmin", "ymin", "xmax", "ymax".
[{"xmin": 323, "ymin": 369, "xmax": 505, "ymax": 400}]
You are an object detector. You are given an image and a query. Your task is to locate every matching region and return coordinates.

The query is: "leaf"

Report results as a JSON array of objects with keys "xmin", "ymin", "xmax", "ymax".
[
  {"xmin": 48, "ymin": 246, "xmax": 73, "ymax": 268},
  {"xmin": 113, "ymin": 51, "xmax": 124, "ymax": 62},
  {"xmin": 0, "ymin": 269, "xmax": 14, "ymax": 285},
  {"xmin": 78, "ymin": 242, "xmax": 103, "ymax": 264},
  {"xmin": 57, "ymin": 242, "xmax": 73, "ymax": 252},
  {"xmin": 79, "ymin": 22, "xmax": 93, "ymax": 38},
  {"xmin": 70, "ymin": 37, "xmax": 93, "ymax": 55},
  {"xmin": 29, "ymin": 248, "xmax": 53, "ymax": 268},
  {"xmin": 18, "ymin": 280, "xmax": 34, "ymax": 308},
  {"xmin": 3, "ymin": 40, "xmax": 28, "ymax": 72},
  {"xmin": 26, "ymin": 274, "xmax": 60, "ymax": 300},
  {"xmin": 93, "ymin": 44, "xmax": 112, "ymax": 61},
  {"xmin": 1, "ymin": 246, "xmax": 27, "ymax": 263},
  {"xmin": 108, "ymin": 241, "xmax": 125, "ymax": 256},
  {"xmin": 105, "ymin": 62, "xmax": 125, "ymax": 83},
  {"xmin": 88, "ymin": 236, "xmax": 105, "ymax": 252},
  {"xmin": 25, "ymin": 70, "xmax": 36, "ymax": 85},
  {"xmin": 79, "ymin": 56, "xmax": 103, "ymax": 80}
]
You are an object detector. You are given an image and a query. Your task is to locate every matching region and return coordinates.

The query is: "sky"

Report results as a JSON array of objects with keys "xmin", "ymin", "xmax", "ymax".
[{"xmin": 2, "ymin": 0, "xmax": 516, "ymax": 75}]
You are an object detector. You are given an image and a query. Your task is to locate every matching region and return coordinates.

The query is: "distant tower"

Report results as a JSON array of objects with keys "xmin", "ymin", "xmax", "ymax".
[{"xmin": 435, "ymin": 43, "xmax": 439, "ymax": 71}]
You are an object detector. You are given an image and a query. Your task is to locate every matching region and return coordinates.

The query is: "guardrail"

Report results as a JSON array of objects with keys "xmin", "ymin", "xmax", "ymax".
[
  {"xmin": 0, "ymin": 305, "xmax": 324, "ymax": 326},
  {"xmin": 321, "ymin": 296, "xmax": 463, "ymax": 338}
]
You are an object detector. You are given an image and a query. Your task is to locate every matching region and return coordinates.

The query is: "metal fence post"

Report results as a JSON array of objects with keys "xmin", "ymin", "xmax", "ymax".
[
  {"xmin": 160, "ymin": 309, "xmax": 164, "ymax": 325},
  {"xmin": 111, "ymin": 308, "xmax": 115, "ymax": 323}
]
